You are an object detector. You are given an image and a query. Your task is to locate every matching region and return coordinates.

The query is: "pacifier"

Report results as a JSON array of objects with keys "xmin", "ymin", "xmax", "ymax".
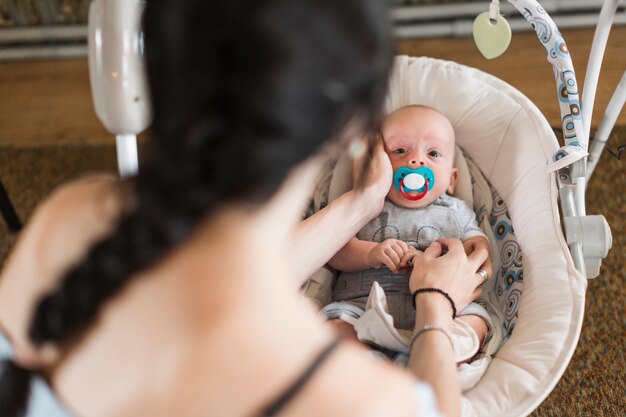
[{"xmin": 393, "ymin": 167, "xmax": 435, "ymax": 201}]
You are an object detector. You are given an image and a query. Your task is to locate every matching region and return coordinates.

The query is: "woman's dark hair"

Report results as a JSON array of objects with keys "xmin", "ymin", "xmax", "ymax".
[{"xmin": 1, "ymin": 0, "xmax": 393, "ymax": 415}]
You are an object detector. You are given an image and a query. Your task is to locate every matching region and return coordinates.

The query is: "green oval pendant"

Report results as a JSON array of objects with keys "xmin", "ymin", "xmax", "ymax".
[{"xmin": 472, "ymin": 11, "xmax": 512, "ymax": 60}]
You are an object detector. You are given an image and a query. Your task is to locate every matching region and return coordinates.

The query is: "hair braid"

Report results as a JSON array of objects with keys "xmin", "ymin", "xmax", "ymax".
[
  {"xmin": 0, "ymin": 360, "xmax": 32, "ymax": 417},
  {"xmin": 29, "ymin": 137, "xmax": 224, "ymax": 344}
]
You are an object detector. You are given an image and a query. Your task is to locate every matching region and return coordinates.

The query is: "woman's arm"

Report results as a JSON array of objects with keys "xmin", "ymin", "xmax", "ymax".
[
  {"xmin": 409, "ymin": 296, "xmax": 460, "ymax": 417},
  {"xmin": 463, "ymin": 236, "xmax": 493, "ymax": 281},
  {"xmin": 406, "ymin": 239, "xmax": 488, "ymax": 417},
  {"xmin": 0, "ymin": 175, "xmax": 121, "ymax": 368},
  {"xmin": 292, "ymin": 190, "xmax": 380, "ymax": 281},
  {"xmin": 291, "ymin": 137, "xmax": 392, "ymax": 282}
]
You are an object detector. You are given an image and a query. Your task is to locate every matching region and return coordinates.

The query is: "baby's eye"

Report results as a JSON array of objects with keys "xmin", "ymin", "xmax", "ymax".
[
  {"xmin": 393, "ymin": 148, "xmax": 407, "ymax": 155},
  {"xmin": 428, "ymin": 150, "xmax": 441, "ymax": 158}
]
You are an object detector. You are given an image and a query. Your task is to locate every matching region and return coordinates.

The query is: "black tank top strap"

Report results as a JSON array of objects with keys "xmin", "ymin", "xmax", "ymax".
[{"xmin": 256, "ymin": 335, "xmax": 343, "ymax": 417}]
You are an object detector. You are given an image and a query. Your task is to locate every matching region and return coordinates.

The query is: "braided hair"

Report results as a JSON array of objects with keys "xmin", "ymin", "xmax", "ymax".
[{"xmin": 0, "ymin": 0, "xmax": 393, "ymax": 415}]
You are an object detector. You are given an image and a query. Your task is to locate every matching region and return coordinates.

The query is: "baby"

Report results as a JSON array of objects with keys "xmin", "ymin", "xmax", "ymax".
[{"xmin": 324, "ymin": 105, "xmax": 493, "ymax": 359}]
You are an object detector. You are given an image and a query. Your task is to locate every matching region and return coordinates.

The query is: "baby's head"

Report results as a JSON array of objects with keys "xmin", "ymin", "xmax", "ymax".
[{"xmin": 380, "ymin": 105, "xmax": 458, "ymax": 208}]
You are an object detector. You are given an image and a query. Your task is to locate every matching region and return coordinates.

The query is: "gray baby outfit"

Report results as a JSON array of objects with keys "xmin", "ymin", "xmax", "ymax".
[{"xmin": 332, "ymin": 194, "xmax": 487, "ymax": 330}]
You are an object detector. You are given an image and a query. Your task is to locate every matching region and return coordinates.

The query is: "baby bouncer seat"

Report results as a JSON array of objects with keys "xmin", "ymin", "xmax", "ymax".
[{"xmin": 303, "ymin": 1, "xmax": 619, "ymax": 415}]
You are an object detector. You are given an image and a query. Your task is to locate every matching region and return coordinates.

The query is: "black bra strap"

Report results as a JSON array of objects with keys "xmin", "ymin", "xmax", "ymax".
[{"xmin": 257, "ymin": 336, "xmax": 343, "ymax": 417}]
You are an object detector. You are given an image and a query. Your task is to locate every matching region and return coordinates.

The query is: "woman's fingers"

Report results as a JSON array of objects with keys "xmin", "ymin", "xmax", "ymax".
[
  {"xmin": 362, "ymin": 134, "xmax": 385, "ymax": 176},
  {"xmin": 410, "ymin": 238, "xmax": 493, "ymax": 307},
  {"xmin": 462, "ymin": 239, "xmax": 476, "ymax": 255},
  {"xmin": 372, "ymin": 133, "xmax": 385, "ymax": 156},
  {"xmin": 468, "ymin": 245, "xmax": 489, "ymax": 269},
  {"xmin": 352, "ymin": 133, "xmax": 378, "ymax": 182},
  {"xmin": 351, "ymin": 136, "xmax": 368, "ymax": 180},
  {"xmin": 400, "ymin": 251, "xmax": 414, "ymax": 267},
  {"xmin": 480, "ymin": 259, "xmax": 493, "ymax": 281},
  {"xmin": 471, "ymin": 286, "xmax": 483, "ymax": 301},
  {"xmin": 438, "ymin": 238, "xmax": 490, "ymax": 283},
  {"xmin": 437, "ymin": 238, "xmax": 464, "ymax": 256},
  {"xmin": 400, "ymin": 246, "xmax": 418, "ymax": 267},
  {"xmin": 422, "ymin": 241, "xmax": 443, "ymax": 260},
  {"xmin": 433, "ymin": 238, "xmax": 489, "ymax": 269}
]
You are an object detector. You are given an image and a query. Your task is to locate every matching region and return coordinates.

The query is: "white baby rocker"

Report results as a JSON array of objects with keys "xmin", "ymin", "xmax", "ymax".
[
  {"xmin": 300, "ymin": 2, "xmax": 619, "ymax": 415},
  {"xmin": 88, "ymin": 0, "xmax": 150, "ymax": 178},
  {"xmin": 88, "ymin": 0, "xmax": 621, "ymax": 416}
]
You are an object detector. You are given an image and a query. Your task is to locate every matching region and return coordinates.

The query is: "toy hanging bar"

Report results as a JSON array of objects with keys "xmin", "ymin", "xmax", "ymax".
[{"xmin": 480, "ymin": 0, "xmax": 614, "ymax": 278}]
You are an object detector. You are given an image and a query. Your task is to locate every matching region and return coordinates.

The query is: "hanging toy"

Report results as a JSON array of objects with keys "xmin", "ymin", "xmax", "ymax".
[
  {"xmin": 393, "ymin": 167, "xmax": 435, "ymax": 201},
  {"xmin": 473, "ymin": 0, "xmax": 512, "ymax": 60}
]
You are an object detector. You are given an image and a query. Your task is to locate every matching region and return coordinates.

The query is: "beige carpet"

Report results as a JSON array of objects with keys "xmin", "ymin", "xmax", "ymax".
[{"xmin": 0, "ymin": 131, "xmax": 624, "ymax": 415}]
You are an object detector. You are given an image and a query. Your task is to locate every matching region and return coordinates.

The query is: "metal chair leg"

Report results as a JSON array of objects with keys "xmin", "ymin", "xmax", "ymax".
[{"xmin": 0, "ymin": 179, "xmax": 22, "ymax": 233}]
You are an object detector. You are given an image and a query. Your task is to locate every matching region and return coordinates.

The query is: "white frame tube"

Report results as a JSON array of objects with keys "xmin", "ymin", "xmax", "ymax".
[
  {"xmin": 587, "ymin": 70, "xmax": 626, "ymax": 179},
  {"xmin": 581, "ymin": 0, "xmax": 620, "ymax": 141},
  {"xmin": 575, "ymin": 174, "xmax": 587, "ymax": 216},
  {"xmin": 116, "ymin": 134, "xmax": 139, "ymax": 178},
  {"xmin": 559, "ymin": 186, "xmax": 586, "ymax": 276}
]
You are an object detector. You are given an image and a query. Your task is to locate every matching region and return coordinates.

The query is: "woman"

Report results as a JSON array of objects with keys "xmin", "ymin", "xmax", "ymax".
[{"xmin": 0, "ymin": 1, "xmax": 487, "ymax": 416}]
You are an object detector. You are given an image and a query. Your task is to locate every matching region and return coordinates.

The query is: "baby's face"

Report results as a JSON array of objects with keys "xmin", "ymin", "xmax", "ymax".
[{"xmin": 380, "ymin": 106, "xmax": 458, "ymax": 208}]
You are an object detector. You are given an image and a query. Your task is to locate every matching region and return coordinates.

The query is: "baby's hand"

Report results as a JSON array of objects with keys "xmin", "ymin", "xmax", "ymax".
[
  {"xmin": 463, "ymin": 237, "xmax": 493, "ymax": 284},
  {"xmin": 367, "ymin": 239, "xmax": 417, "ymax": 273}
]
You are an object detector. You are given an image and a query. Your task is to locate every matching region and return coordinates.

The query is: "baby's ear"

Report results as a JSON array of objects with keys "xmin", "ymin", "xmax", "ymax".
[{"xmin": 446, "ymin": 167, "xmax": 459, "ymax": 194}]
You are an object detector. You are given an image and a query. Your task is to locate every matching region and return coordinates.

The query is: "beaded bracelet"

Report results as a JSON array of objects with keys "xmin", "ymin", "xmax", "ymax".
[
  {"xmin": 408, "ymin": 323, "xmax": 454, "ymax": 351},
  {"xmin": 411, "ymin": 288, "xmax": 457, "ymax": 319}
]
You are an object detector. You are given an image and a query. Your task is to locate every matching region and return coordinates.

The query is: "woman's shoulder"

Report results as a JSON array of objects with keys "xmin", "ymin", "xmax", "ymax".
[
  {"xmin": 37, "ymin": 174, "xmax": 122, "ymax": 217},
  {"xmin": 2, "ymin": 175, "xmax": 123, "ymax": 276},
  {"xmin": 0, "ymin": 174, "xmax": 125, "ymax": 366},
  {"xmin": 0, "ymin": 173, "xmax": 124, "ymax": 296},
  {"xmin": 5, "ymin": 173, "xmax": 121, "ymax": 253},
  {"xmin": 24, "ymin": 174, "xmax": 124, "ymax": 257}
]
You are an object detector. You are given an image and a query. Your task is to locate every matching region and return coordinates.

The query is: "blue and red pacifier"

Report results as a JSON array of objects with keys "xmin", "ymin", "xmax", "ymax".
[{"xmin": 393, "ymin": 166, "xmax": 435, "ymax": 201}]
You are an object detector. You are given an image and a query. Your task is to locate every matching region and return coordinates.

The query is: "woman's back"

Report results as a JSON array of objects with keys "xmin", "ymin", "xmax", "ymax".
[{"xmin": 0, "ymin": 177, "xmax": 418, "ymax": 417}]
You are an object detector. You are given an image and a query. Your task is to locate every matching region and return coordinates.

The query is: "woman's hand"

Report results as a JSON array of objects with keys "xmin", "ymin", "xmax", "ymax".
[
  {"xmin": 367, "ymin": 239, "xmax": 417, "ymax": 273},
  {"xmin": 352, "ymin": 134, "xmax": 392, "ymax": 218},
  {"xmin": 408, "ymin": 238, "xmax": 488, "ymax": 312},
  {"xmin": 463, "ymin": 237, "xmax": 493, "ymax": 284}
]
